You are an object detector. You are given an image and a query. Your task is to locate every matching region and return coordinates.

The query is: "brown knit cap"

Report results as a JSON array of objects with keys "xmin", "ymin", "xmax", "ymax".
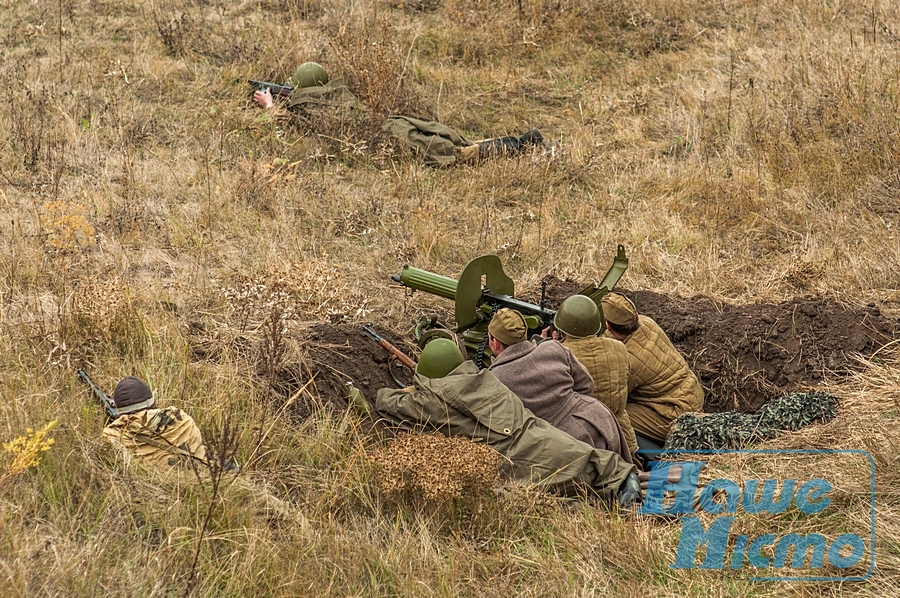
[
  {"xmin": 488, "ymin": 308, "xmax": 528, "ymax": 346},
  {"xmin": 600, "ymin": 292, "xmax": 638, "ymax": 326},
  {"xmin": 113, "ymin": 377, "xmax": 153, "ymax": 408}
]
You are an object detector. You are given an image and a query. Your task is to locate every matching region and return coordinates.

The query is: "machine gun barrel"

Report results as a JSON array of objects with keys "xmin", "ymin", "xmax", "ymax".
[{"xmin": 391, "ymin": 266, "xmax": 458, "ymax": 300}]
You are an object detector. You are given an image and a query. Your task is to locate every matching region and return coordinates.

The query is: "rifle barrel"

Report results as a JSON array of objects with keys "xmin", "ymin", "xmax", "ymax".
[{"xmin": 362, "ymin": 325, "xmax": 383, "ymax": 342}]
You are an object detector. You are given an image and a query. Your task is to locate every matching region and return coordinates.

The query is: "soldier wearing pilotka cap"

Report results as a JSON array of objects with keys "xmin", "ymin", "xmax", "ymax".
[
  {"xmin": 486, "ymin": 308, "xmax": 634, "ymax": 464},
  {"xmin": 600, "ymin": 292, "xmax": 704, "ymax": 452}
]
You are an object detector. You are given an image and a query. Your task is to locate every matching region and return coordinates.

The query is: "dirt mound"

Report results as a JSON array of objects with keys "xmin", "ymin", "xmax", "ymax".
[
  {"xmin": 296, "ymin": 282, "xmax": 898, "ymax": 415},
  {"xmin": 630, "ymin": 290, "xmax": 897, "ymax": 411},
  {"xmin": 299, "ymin": 323, "xmax": 418, "ymax": 409},
  {"xmin": 538, "ymin": 275, "xmax": 899, "ymax": 411}
]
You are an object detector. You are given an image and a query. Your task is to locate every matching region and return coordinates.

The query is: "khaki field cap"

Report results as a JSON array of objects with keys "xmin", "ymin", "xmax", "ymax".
[
  {"xmin": 600, "ymin": 292, "xmax": 638, "ymax": 326},
  {"xmin": 488, "ymin": 308, "xmax": 528, "ymax": 346}
]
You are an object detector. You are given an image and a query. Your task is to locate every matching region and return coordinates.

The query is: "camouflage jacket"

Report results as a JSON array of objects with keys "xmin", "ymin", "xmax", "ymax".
[{"xmin": 103, "ymin": 406, "xmax": 207, "ymax": 472}]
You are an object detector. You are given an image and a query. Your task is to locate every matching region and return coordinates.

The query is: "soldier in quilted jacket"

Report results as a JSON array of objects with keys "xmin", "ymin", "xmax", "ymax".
[{"xmin": 600, "ymin": 293, "xmax": 704, "ymax": 445}]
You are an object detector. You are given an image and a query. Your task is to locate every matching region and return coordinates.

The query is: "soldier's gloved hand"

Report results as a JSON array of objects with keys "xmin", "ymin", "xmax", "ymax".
[{"xmin": 617, "ymin": 470, "xmax": 643, "ymax": 509}]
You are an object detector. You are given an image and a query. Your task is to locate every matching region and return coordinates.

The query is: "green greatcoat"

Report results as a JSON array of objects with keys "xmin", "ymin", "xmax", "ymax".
[
  {"xmin": 382, "ymin": 115, "xmax": 473, "ymax": 167},
  {"xmin": 286, "ymin": 78, "xmax": 362, "ymax": 113},
  {"xmin": 375, "ymin": 361, "xmax": 636, "ymax": 503}
]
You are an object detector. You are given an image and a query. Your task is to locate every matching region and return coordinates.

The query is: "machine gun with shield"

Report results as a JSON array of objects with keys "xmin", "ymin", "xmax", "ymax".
[{"xmin": 391, "ymin": 245, "xmax": 629, "ymax": 367}]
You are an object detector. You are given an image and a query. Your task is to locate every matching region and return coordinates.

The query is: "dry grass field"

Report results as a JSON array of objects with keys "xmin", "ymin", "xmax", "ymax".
[{"xmin": 2, "ymin": 0, "xmax": 900, "ymax": 595}]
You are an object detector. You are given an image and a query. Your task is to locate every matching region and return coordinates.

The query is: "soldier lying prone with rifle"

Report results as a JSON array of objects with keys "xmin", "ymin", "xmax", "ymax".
[
  {"xmin": 78, "ymin": 370, "xmax": 212, "ymax": 472},
  {"xmin": 248, "ymin": 62, "xmax": 545, "ymax": 167}
]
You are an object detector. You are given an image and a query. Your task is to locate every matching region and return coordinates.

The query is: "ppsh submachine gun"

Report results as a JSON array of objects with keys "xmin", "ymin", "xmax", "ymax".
[{"xmin": 391, "ymin": 245, "xmax": 629, "ymax": 367}]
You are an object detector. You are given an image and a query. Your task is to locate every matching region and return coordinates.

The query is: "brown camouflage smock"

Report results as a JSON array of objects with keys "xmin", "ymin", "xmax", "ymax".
[
  {"xmin": 375, "ymin": 361, "xmax": 636, "ymax": 503},
  {"xmin": 103, "ymin": 407, "xmax": 207, "ymax": 472}
]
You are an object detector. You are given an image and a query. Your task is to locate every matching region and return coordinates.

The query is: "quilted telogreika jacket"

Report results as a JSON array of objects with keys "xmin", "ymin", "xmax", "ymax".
[
  {"xmin": 375, "ymin": 361, "xmax": 637, "ymax": 503},
  {"xmin": 561, "ymin": 335, "xmax": 640, "ymax": 456},
  {"xmin": 617, "ymin": 316, "xmax": 704, "ymax": 425}
]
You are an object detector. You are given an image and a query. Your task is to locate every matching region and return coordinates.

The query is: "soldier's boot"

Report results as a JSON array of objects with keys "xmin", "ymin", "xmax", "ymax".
[{"xmin": 471, "ymin": 128, "xmax": 545, "ymax": 161}]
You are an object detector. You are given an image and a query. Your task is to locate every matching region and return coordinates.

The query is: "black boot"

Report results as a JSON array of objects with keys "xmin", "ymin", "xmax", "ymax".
[{"xmin": 518, "ymin": 128, "xmax": 543, "ymax": 147}]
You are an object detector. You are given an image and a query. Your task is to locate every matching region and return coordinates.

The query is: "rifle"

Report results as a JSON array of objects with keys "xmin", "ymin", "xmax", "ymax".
[
  {"xmin": 362, "ymin": 325, "xmax": 417, "ymax": 388},
  {"xmin": 76, "ymin": 369, "xmax": 119, "ymax": 420},
  {"xmin": 247, "ymin": 79, "xmax": 294, "ymax": 99}
]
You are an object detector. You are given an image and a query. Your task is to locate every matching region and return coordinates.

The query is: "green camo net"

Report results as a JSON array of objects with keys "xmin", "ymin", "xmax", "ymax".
[{"xmin": 663, "ymin": 391, "xmax": 840, "ymax": 453}]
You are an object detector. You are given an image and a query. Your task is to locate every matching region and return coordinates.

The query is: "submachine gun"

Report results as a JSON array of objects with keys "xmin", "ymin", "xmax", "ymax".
[{"xmin": 391, "ymin": 245, "xmax": 629, "ymax": 367}]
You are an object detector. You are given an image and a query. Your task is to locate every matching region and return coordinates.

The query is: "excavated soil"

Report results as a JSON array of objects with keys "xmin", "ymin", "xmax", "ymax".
[
  {"xmin": 288, "ymin": 281, "xmax": 899, "ymax": 415},
  {"xmin": 299, "ymin": 323, "xmax": 418, "ymax": 408},
  {"xmin": 536, "ymin": 276, "xmax": 899, "ymax": 412}
]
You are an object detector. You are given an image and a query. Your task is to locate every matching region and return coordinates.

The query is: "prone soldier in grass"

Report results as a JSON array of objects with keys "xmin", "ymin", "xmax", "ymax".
[
  {"xmin": 98, "ymin": 376, "xmax": 209, "ymax": 472},
  {"xmin": 365, "ymin": 338, "xmax": 642, "ymax": 508},
  {"xmin": 250, "ymin": 62, "xmax": 544, "ymax": 167}
]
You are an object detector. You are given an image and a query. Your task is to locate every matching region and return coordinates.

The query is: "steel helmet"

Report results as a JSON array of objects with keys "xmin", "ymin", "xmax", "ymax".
[
  {"xmin": 290, "ymin": 62, "xmax": 329, "ymax": 89},
  {"xmin": 553, "ymin": 295, "xmax": 602, "ymax": 339},
  {"xmin": 416, "ymin": 338, "xmax": 465, "ymax": 379}
]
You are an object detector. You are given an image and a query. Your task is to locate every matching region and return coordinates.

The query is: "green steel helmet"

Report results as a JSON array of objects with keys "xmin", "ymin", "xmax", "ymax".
[
  {"xmin": 289, "ymin": 62, "xmax": 329, "ymax": 89},
  {"xmin": 553, "ymin": 294, "xmax": 602, "ymax": 339},
  {"xmin": 416, "ymin": 338, "xmax": 464, "ymax": 379}
]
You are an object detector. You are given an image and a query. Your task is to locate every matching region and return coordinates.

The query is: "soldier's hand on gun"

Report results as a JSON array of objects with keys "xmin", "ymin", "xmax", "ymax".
[
  {"xmin": 253, "ymin": 87, "xmax": 274, "ymax": 109},
  {"xmin": 540, "ymin": 325, "xmax": 559, "ymax": 340}
]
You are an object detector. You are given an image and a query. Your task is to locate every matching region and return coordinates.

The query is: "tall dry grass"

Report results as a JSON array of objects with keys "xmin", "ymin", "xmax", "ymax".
[{"xmin": 2, "ymin": 0, "xmax": 900, "ymax": 595}]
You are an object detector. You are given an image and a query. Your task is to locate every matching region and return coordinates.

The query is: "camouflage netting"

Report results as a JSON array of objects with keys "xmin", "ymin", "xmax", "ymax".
[{"xmin": 663, "ymin": 391, "xmax": 840, "ymax": 452}]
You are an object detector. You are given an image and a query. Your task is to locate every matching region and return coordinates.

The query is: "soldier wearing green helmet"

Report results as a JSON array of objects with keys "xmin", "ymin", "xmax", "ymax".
[
  {"xmin": 549, "ymin": 295, "xmax": 639, "ymax": 458},
  {"xmin": 252, "ymin": 62, "xmax": 361, "ymax": 112},
  {"xmin": 415, "ymin": 338, "xmax": 465, "ymax": 379},
  {"xmin": 288, "ymin": 62, "xmax": 329, "ymax": 89},
  {"xmin": 372, "ymin": 334, "xmax": 642, "ymax": 508},
  {"xmin": 250, "ymin": 63, "xmax": 543, "ymax": 167}
]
